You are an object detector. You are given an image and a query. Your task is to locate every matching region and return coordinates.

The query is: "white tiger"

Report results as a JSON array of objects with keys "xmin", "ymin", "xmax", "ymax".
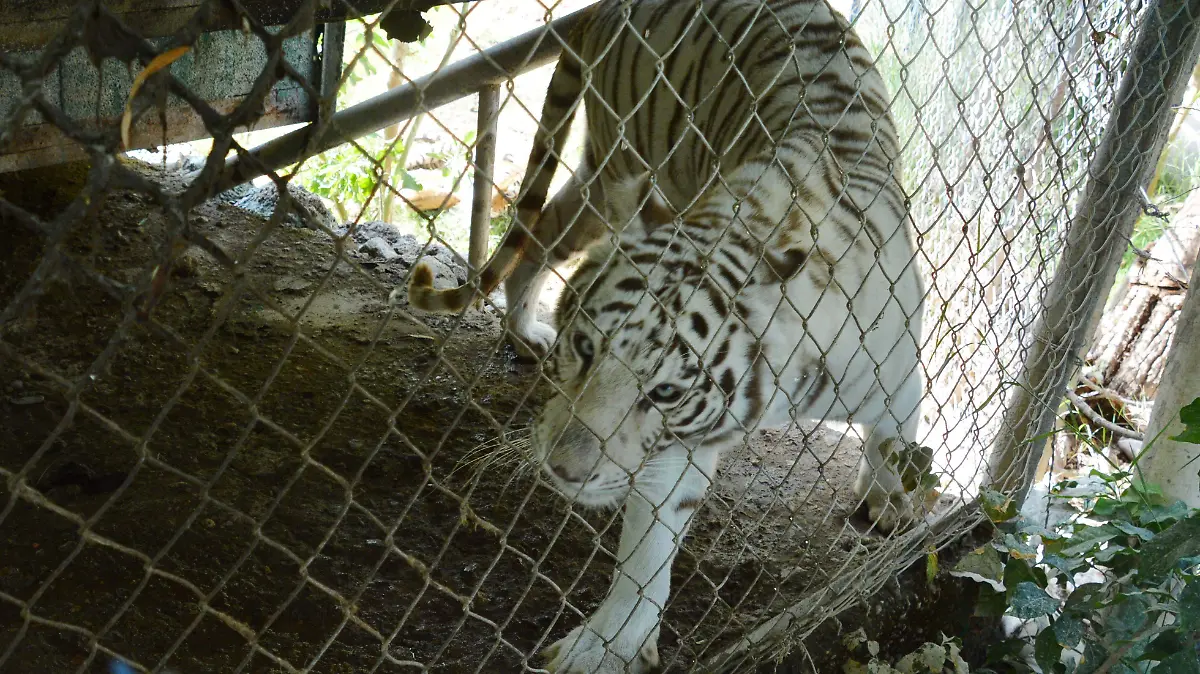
[{"xmin": 406, "ymin": 0, "xmax": 926, "ymax": 671}]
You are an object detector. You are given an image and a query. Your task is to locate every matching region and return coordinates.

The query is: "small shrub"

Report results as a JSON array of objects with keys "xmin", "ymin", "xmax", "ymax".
[
  {"xmin": 843, "ymin": 630, "xmax": 972, "ymax": 673},
  {"xmin": 960, "ymin": 399, "xmax": 1200, "ymax": 673}
]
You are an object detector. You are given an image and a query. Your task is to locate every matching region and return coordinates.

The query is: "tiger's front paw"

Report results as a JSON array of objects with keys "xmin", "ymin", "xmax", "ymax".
[
  {"xmin": 857, "ymin": 438, "xmax": 931, "ymax": 534},
  {"xmin": 542, "ymin": 622, "xmax": 659, "ymax": 674},
  {"xmin": 506, "ymin": 318, "xmax": 557, "ymax": 361},
  {"xmin": 865, "ymin": 489, "xmax": 915, "ymax": 533}
]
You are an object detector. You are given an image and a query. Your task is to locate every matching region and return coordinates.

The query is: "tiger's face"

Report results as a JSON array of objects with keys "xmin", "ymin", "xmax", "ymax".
[
  {"xmin": 531, "ymin": 178, "xmax": 745, "ymax": 507},
  {"xmin": 532, "ymin": 268, "xmax": 724, "ymax": 507}
]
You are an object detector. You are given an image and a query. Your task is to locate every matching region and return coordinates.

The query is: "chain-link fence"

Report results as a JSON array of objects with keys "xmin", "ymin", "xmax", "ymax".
[{"xmin": 2, "ymin": 0, "xmax": 1198, "ymax": 672}]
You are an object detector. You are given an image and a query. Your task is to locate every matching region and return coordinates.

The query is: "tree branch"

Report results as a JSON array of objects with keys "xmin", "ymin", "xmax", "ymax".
[{"xmin": 1067, "ymin": 390, "xmax": 1144, "ymax": 441}]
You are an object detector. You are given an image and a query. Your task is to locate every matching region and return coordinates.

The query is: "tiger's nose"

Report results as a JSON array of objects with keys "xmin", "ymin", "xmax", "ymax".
[{"xmin": 549, "ymin": 462, "xmax": 600, "ymax": 484}]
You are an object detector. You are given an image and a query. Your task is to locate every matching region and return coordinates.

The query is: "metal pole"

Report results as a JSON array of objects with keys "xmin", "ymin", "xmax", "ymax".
[
  {"xmin": 985, "ymin": 0, "xmax": 1200, "ymax": 503},
  {"xmin": 468, "ymin": 84, "xmax": 501, "ymax": 276},
  {"xmin": 200, "ymin": 3, "xmax": 594, "ymax": 196},
  {"xmin": 316, "ymin": 20, "xmax": 346, "ymax": 122}
]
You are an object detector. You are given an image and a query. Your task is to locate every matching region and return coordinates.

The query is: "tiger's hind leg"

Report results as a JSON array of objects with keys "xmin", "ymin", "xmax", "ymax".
[
  {"xmin": 504, "ymin": 166, "xmax": 605, "ymax": 361},
  {"xmin": 855, "ymin": 435, "xmax": 916, "ymax": 533},
  {"xmin": 853, "ymin": 374, "xmax": 924, "ymax": 533}
]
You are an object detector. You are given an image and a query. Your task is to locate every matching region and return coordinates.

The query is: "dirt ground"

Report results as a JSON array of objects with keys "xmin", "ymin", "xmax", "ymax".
[{"xmin": 0, "ymin": 161, "xmax": 989, "ymax": 673}]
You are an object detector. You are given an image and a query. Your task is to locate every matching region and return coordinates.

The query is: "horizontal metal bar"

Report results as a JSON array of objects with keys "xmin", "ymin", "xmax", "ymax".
[{"xmin": 203, "ymin": 2, "xmax": 595, "ymax": 196}]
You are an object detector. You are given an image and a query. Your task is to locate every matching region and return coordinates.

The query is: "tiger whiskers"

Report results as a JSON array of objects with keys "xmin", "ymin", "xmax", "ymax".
[{"xmin": 449, "ymin": 429, "xmax": 537, "ymax": 483}]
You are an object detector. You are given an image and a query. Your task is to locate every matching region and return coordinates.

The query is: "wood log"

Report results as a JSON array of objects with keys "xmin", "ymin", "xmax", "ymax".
[
  {"xmin": 1044, "ymin": 191, "xmax": 1200, "ymax": 470},
  {"xmin": 1088, "ymin": 191, "xmax": 1200, "ymax": 400}
]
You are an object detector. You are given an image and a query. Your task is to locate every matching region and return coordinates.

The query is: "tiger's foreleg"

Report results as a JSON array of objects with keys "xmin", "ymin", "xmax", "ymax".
[{"xmin": 543, "ymin": 456, "xmax": 714, "ymax": 673}]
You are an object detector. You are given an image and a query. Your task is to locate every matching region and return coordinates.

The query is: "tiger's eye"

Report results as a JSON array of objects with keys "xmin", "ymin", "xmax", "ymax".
[
  {"xmin": 573, "ymin": 333, "xmax": 594, "ymax": 360},
  {"xmin": 648, "ymin": 383, "xmax": 682, "ymax": 404}
]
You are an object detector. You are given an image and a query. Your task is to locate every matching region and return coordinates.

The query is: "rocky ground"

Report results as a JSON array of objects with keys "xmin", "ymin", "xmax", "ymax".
[{"xmin": 0, "ymin": 158, "xmax": 1000, "ymax": 674}]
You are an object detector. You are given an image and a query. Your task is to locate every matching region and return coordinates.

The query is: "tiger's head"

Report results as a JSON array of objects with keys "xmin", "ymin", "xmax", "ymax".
[{"xmin": 531, "ymin": 174, "xmax": 766, "ymax": 508}]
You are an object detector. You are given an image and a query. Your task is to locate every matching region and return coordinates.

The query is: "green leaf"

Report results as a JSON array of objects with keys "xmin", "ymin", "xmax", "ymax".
[
  {"xmin": 399, "ymin": 170, "xmax": 421, "ymax": 191},
  {"xmin": 1043, "ymin": 535, "xmax": 1070, "ymax": 556},
  {"xmin": 1141, "ymin": 513, "xmax": 1200, "ymax": 580},
  {"xmin": 1041, "ymin": 553, "xmax": 1080, "ymax": 576},
  {"xmin": 975, "ymin": 583, "xmax": 1009, "ymax": 617},
  {"xmin": 1169, "ymin": 397, "xmax": 1200, "ymax": 444},
  {"xmin": 1139, "ymin": 630, "xmax": 1185, "ymax": 662},
  {"xmin": 1036, "ymin": 628, "xmax": 1064, "ymax": 673},
  {"xmin": 1154, "ymin": 648, "xmax": 1200, "ymax": 674},
  {"xmin": 1106, "ymin": 593, "xmax": 1150, "ymax": 642},
  {"xmin": 1018, "ymin": 520, "xmax": 1063, "ymax": 541},
  {"xmin": 1106, "ymin": 548, "xmax": 1142, "ymax": 576},
  {"xmin": 984, "ymin": 638, "xmax": 1029, "ymax": 666},
  {"xmin": 1083, "ymin": 469, "xmax": 1122, "ymax": 488},
  {"xmin": 1063, "ymin": 583, "xmax": 1106, "ymax": 614},
  {"xmin": 1051, "ymin": 478, "xmax": 1079, "ymax": 494},
  {"xmin": 1077, "ymin": 639, "xmax": 1108, "ymax": 674},
  {"xmin": 982, "ymin": 488, "xmax": 1019, "ymax": 523},
  {"xmin": 1091, "ymin": 496, "xmax": 1123, "ymax": 518},
  {"xmin": 1180, "ymin": 581, "xmax": 1200, "ymax": 632},
  {"xmin": 1004, "ymin": 533, "xmax": 1040, "ymax": 559},
  {"xmin": 1128, "ymin": 480, "xmax": 1168, "ymax": 506},
  {"xmin": 1053, "ymin": 615, "xmax": 1084, "ymax": 649},
  {"xmin": 1061, "ymin": 524, "xmax": 1122, "ymax": 557},
  {"xmin": 1004, "ymin": 556, "xmax": 1043, "ymax": 595},
  {"xmin": 1110, "ymin": 520, "xmax": 1154, "ymax": 540},
  {"xmin": 1093, "ymin": 543, "xmax": 1129, "ymax": 563},
  {"xmin": 954, "ymin": 545, "xmax": 1004, "ymax": 583},
  {"xmin": 1141, "ymin": 500, "xmax": 1190, "ymax": 526},
  {"xmin": 1010, "ymin": 581, "xmax": 1059, "ymax": 619}
]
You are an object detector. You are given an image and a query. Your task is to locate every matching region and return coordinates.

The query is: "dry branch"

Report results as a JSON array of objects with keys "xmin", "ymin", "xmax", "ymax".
[{"xmin": 1065, "ymin": 390, "xmax": 1143, "ymax": 441}]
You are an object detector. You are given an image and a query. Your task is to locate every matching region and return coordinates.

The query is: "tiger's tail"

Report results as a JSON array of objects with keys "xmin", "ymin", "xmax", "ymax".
[{"xmin": 406, "ymin": 38, "xmax": 588, "ymax": 314}]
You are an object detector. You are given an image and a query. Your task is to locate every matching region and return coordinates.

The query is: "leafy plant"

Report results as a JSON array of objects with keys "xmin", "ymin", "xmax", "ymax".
[
  {"xmin": 1171, "ymin": 399, "xmax": 1200, "ymax": 445},
  {"xmin": 292, "ymin": 131, "xmax": 419, "ymax": 223},
  {"xmin": 488, "ymin": 204, "xmax": 515, "ymax": 249},
  {"xmin": 843, "ymin": 629, "xmax": 971, "ymax": 674},
  {"xmin": 961, "ymin": 398, "xmax": 1200, "ymax": 674}
]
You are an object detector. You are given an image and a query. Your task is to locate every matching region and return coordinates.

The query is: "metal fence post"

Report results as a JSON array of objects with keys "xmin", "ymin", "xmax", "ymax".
[
  {"xmin": 316, "ymin": 20, "xmax": 346, "ymax": 121},
  {"xmin": 468, "ymin": 84, "xmax": 501, "ymax": 277}
]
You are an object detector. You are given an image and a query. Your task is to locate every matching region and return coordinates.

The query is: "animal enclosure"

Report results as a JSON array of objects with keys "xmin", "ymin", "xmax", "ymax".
[{"xmin": 1, "ymin": 0, "xmax": 1198, "ymax": 673}]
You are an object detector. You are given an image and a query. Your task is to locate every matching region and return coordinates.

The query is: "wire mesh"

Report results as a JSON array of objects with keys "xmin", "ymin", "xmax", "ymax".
[{"xmin": 0, "ymin": 0, "xmax": 1192, "ymax": 672}]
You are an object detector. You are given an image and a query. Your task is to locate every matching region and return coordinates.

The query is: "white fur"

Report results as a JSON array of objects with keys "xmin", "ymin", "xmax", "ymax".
[
  {"xmin": 482, "ymin": 0, "xmax": 927, "ymax": 668},
  {"xmin": 532, "ymin": 165, "xmax": 923, "ymax": 672}
]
